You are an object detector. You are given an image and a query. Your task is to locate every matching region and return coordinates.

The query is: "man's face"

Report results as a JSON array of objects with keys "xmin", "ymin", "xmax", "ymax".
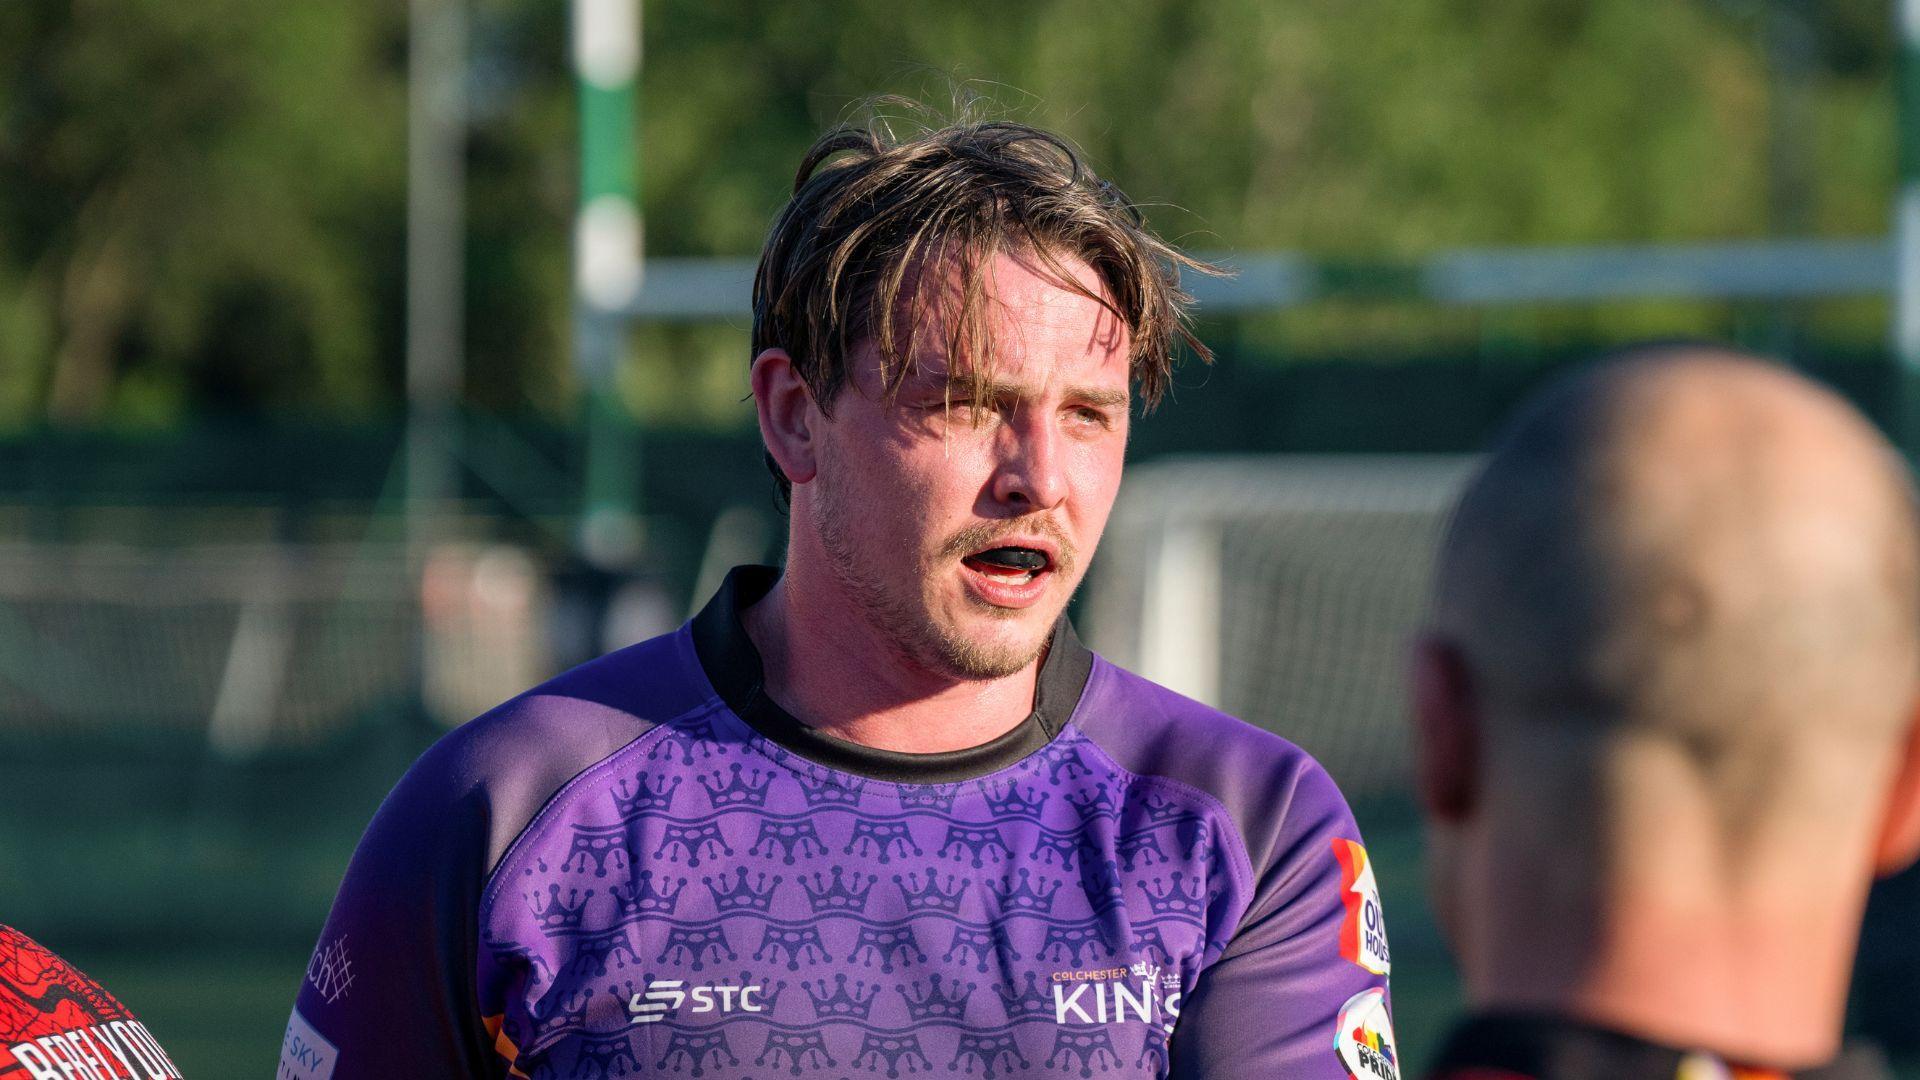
[{"xmin": 802, "ymin": 249, "xmax": 1132, "ymax": 679}]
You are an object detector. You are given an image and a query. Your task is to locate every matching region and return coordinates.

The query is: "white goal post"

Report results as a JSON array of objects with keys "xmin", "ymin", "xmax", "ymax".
[{"xmin": 1081, "ymin": 455, "xmax": 1477, "ymax": 799}]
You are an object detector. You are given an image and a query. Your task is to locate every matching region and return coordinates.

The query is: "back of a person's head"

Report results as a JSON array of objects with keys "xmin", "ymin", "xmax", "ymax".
[
  {"xmin": 1433, "ymin": 347, "xmax": 1919, "ymax": 838},
  {"xmin": 1415, "ymin": 343, "xmax": 1920, "ymax": 1068}
]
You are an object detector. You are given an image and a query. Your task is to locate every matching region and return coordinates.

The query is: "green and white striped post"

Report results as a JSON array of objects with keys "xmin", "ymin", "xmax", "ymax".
[
  {"xmin": 1898, "ymin": 0, "xmax": 1920, "ymax": 457},
  {"xmin": 573, "ymin": 0, "xmax": 643, "ymax": 568}
]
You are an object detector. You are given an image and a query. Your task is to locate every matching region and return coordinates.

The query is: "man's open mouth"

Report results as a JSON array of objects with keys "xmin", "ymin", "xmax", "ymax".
[{"xmin": 961, "ymin": 545, "xmax": 1053, "ymax": 586}]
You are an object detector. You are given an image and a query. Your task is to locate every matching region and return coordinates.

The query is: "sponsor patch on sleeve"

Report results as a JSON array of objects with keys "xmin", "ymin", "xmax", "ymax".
[
  {"xmin": 1332, "ymin": 838, "xmax": 1392, "ymax": 976},
  {"xmin": 278, "ymin": 1008, "xmax": 337, "ymax": 1080},
  {"xmin": 1334, "ymin": 986, "xmax": 1399, "ymax": 1080}
]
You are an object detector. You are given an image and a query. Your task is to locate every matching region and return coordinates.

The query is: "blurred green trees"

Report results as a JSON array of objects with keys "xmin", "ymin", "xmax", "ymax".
[{"xmin": 0, "ymin": 0, "xmax": 1897, "ymax": 429}]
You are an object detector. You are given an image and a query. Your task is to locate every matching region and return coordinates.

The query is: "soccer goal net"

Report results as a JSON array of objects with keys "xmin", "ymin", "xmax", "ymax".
[{"xmin": 1081, "ymin": 455, "xmax": 1476, "ymax": 800}]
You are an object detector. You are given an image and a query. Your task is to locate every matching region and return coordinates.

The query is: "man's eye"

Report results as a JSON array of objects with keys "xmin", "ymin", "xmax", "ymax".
[{"xmin": 1073, "ymin": 407, "xmax": 1114, "ymax": 428}]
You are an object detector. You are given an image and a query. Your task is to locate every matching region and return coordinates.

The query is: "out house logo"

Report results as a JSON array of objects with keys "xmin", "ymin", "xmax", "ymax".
[
  {"xmin": 628, "ymin": 980, "xmax": 765, "ymax": 1024},
  {"xmin": 1332, "ymin": 839, "xmax": 1391, "ymax": 976}
]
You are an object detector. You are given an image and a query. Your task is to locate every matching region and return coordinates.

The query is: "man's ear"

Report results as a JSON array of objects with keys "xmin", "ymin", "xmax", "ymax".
[
  {"xmin": 1411, "ymin": 634, "xmax": 1479, "ymax": 824},
  {"xmin": 1873, "ymin": 702, "xmax": 1920, "ymax": 876},
  {"xmin": 751, "ymin": 348, "xmax": 820, "ymax": 489}
]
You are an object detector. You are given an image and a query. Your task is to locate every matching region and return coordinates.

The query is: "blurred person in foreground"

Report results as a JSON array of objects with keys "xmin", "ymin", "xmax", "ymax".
[
  {"xmin": 284, "ymin": 107, "xmax": 1392, "ymax": 1079},
  {"xmin": 1413, "ymin": 346, "xmax": 1920, "ymax": 1080},
  {"xmin": 0, "ymin": 924, "xmax": 183, "ymax": 1079}
]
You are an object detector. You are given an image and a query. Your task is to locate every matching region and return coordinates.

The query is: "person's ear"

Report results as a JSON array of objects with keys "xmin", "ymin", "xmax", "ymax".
[
  {"xmin": 751, "ymin": 348, "xmax": 820, "ymax": 489},
  {"xmin": 1872, "ymin": 702, "xmax": 1920, "ymax": 876},
  {"xmin": 1412, "ymin": 634, "xmax": 1479, "ymax": 824}
]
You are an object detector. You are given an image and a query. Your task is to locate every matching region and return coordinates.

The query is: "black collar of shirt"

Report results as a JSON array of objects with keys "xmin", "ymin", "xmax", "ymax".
[
  {"xmin": 1429, "ymin": 1012, "xmax": 1890, "ymax": 1080},
  {"xmin": 689, "ymin": 564, "xmax": 1092, "ymax": 784}
]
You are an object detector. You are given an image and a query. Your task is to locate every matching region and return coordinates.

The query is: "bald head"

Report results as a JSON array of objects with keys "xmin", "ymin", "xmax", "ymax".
[
  {"xmin": 1435, "ymin": 348, "xmax": 1920, "ymax": 748},
  {"xmin": 1420, "ymin": 347, "xmax": 1920, "ymax": 1062}
]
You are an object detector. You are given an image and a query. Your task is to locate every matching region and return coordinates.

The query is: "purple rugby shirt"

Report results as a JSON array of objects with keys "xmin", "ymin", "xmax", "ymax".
[{"xmin": 283, "ymin": 566, "xmax": 1393, "ymax": 1079}]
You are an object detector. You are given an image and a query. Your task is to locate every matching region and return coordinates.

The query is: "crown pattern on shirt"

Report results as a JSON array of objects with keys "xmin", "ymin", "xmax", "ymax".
[
  {"xmin": 654, "ymin": 820, "xmax": 732, "ymax": 867},
  {"xmin": 854, "ymin": 1033, "xmax": 933, "ymax": 1077},
  {"xmin": 898, "ymin": 786, "xmax": 958, "ymax": 813},
  {"xmin": 612, "ymin": 773, "xmax": 682, "ymax": 817},
  {"xmin": 1118, "ymin": 830, "xmax": 1168, "ymax": 870},
  {"xmin": 893, "ymin": 870, "xmax": 969, "ymax": 913},
  {"xmin": 902, "ymin": 974, "xmax": 975, "ymax": 1022},
  {"xmin": 1131, "ymin": 925, "xmax": 1175, "ymax": 964},
  {"xmin": 574, "ymin": 1029, "xmax": 644, "ymax": 1077},
  {"xmin": 985, "ymin": 867, "xmax": 1062, "ymax": 913},
  {"xmin": 612, "ymin": 871, "xmax": 686, "ymax": 918},
  {"xmin": 1048, "ymin": 751, "xmax": 1092, "ymax": 783},
  {"xmin": 750, "ymin": 818, "xmax": 827, "ymax": 865},
  {"xmin": 1039, "ymin": 923, "xmax": 1109, "ymax": 966},
  {"xmin": 846, "ymin": 819, "xmax": 922, "ymax": 863},
  {"xmin": 1078, "ymin": 857, "xmax": 1127, "ymax": 909},
  {"xmin": 794, "ymin": 772, "xmax": 864, "ymax": 808},
  {"xmin": 1137, "ymin": 1030, "xmax": 1172, "ymax": 1073},
  {"xmin": 993, "ymin": 971, "xmax": 1053, "ymax": 1020},
  {"xmin": 1175, "ymin": 817, "xmax": 1212, "ymax": 861},
  {"xmin": 562, "ymin": 823, "xmax": 629, "ymax": 877},
  {"xmin": 1031, "ymin": 830, "xmax": 1080, "ymax": 871},
  {"xmin": 800, "ymin": 865, "xmax": 875, "ymax": 913},
  {"xmin": 982, "ymin": 781, "xmax": 1048, "ymax": 818},
  {"xmin": 703, "ymin": 867, "xmax": 781, "ymax": 914},
  {"xmin": 1065, "ymin": 786, "xmax": 1121, "ymax": 820},
  {"xmin": 944, "ymin": 926, "xmax": 1011, "ymax": 974},
  {"xmin": 527, "ymin": 885, "xmax": 592, "ymax": 933},
  {"xmin": 940, "ymin": 824, "xmax": 1014, "ymax": 869},
  {"xmin": 803, "ymin": 972, "xmax": 880, "ymax": 1020},
  {"xmin": 757, "ymin": 1030, "xmax": 834, "ymax": 1074},
  {"xmin": 658, "ymin": 1029, "xmax": 738, "ymax": 1075},
  {"xmin": 698, "ymin": 762, "xmax": 776, "ymax": 809},
  {"xmin": 1047, "ymin": 1028, "xmax": 1122, "ymax": 1075},
  {"xmin": 1140, "ymin": 871, "xmax": 1210, "ymax": 919},
  {"xmin": 955, "ymin": 1031, "xmax": 1030, "ymax": 1077},
  {"xmin": 755, "ymin": 925, "xmax": 828, "ymax": 972},
  {"xmin": 528, "ymin": 984, "xmax": 594, "ymax": 1042},
  {"xmin": 1136, "ymin": 789, "xmax": 1189, "ymax": 825},
  {"xmin": 646, "ymin": 715, "xmax": 720, "ymax": 767},
  {"xmin": 851, "ymin": 925, "xmax": 926, "ymax": 973},
  {"xmin": 659, "ymin": 925, "xmax": 735, "ymax": 971},
  {"xmin": 750, "ymin": 975, "xmax": 789, "ymax": 1013}
]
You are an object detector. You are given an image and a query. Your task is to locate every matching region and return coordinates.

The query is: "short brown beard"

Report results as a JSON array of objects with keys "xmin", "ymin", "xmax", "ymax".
[{"xmin": 810, "ymin": 472, "xmax": 1063, "ymax": 680}]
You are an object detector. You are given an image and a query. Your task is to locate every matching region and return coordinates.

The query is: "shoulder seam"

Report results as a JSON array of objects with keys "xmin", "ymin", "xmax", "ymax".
[
  {"xmin": 1069, "ymin": 733, "xmax": 1259, "ymax": 963},
  {"xmin": 476, "ymin": 695, "xmax": 725, "ymax": 916}
]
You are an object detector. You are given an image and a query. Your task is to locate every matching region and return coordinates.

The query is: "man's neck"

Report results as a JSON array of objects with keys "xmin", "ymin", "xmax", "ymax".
[
  {"xmin": 739, "ymin": 563, "xmax": 1042, "ymax": 755},
  {"xmin": 1465, "ymin": 819, "xmax": 1868, "ymax": 1069}
]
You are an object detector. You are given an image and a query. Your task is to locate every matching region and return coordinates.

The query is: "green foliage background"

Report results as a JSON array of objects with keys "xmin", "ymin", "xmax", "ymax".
[{"xmin": 0, "ymin": 0, "xmax": 1900, "ymax": 431}]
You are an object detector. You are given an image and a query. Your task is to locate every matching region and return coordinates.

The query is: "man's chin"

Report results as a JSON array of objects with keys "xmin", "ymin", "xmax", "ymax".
[{"xmin": 924, "ymin": 611, "xmax": 1055, "ymax": 680}]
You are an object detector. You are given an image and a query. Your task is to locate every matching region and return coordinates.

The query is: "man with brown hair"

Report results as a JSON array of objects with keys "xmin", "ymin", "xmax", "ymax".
[
  {"xmin": 1415, "ymin": 346, "xmax": 1920, "ymax": 1080},
  {"xmin": 288, "ymin": 110, "xmax": 1393, "ymax": 1078}
]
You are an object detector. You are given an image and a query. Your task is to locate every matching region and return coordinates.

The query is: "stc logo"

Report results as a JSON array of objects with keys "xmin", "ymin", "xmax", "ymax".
[{"xmin": 628, "ymin": 980, "xmax": 765, "ymax": 1024}]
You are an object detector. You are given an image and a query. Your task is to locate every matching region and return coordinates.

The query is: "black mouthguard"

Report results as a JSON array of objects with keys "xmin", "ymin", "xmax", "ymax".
[{"xmin": 969, "ymin": 547, "xmax": 1047, "ymax": 570}]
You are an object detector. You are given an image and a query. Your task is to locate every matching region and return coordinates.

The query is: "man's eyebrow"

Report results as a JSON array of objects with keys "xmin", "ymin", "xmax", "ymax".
[
  {"xmin": 940, "ymin": 376, "xmax": 1129, "ymax": 409},
  {"xmin": 1065, "ymin": 387, "xmax": 1131, "ymax": 410}
]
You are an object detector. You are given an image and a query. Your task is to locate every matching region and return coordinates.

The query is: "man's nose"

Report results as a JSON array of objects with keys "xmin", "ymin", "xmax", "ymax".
[{"xmin": 991, "ymin": 410, "xmax": 1069, "ymax": 510}]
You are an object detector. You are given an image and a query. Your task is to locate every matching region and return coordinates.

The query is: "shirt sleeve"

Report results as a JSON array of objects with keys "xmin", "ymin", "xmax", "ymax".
[
  {"xmin": 1168, "ymin": 761, "xmax": 1396, "ymax": 1078},
  {"xmin": 280, "ymin": 738, "xmax": 502, "ymax": 1080}
]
